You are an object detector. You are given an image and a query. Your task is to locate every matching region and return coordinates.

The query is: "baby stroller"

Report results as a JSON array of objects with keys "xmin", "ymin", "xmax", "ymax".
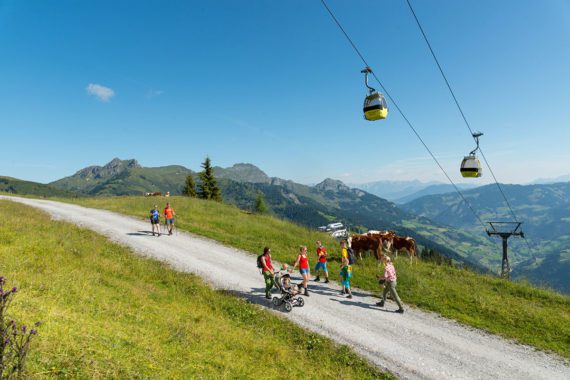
[{"xmin": 272, "ymin": 271, "xmax": 305, "ymax": 312}]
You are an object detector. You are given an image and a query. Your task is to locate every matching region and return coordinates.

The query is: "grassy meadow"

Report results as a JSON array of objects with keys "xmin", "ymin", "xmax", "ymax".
[
  {"xmin": 58, "ymin": 195, "xmax": 570, "ymax": 358},
  {"xmin": 0, "ymin": 200, "xmax": 390, "ymax": 379}
]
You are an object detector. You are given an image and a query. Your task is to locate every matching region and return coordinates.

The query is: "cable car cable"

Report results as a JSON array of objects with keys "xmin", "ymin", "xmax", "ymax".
[
  {"xmin": 404, "ymin": 0, "xmax": 536, "ymax": 259},
  {"xmin": 319, "ymin": 0, "xmax": 489, "ymax": 232}
]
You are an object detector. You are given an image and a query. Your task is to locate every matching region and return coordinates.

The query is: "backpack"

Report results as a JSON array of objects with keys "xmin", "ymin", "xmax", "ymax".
[
  {"xmin": 256, "ymin": 254, "xmax": 264, "ymax": 269},
  {"xmin": 347, "ymin": 247, "xmax": 356, "ymax": 265}
]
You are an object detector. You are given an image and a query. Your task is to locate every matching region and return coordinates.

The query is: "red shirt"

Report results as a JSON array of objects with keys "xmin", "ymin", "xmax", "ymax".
[
  {"xmin": 299, "ymin": 255, "xmax": 309, "ymax": 269},
  {"xmin": 262, "ymin": 254, "xmax": 273, "ymax": 271},
  {"xmin": 317, "ymin": 246, "xmax": 327, "ymax": 263}
]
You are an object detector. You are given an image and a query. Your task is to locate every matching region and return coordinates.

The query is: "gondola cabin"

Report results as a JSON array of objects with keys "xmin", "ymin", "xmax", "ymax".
[
  {"xmin": 460, "ymin": 155, "xmax": 482, "ymax": 178},
  {"xmin": 363, "ymin": 91, "xmax": 388, "ymax": 121}
]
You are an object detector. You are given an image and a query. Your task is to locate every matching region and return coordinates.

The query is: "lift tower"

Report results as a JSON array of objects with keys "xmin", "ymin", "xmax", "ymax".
[{"xmin": 486, "ymin": 222, "xmax": 524, "ymax": 279}]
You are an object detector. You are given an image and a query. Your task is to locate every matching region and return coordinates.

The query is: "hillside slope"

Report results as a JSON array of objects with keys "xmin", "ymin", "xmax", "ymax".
[
  {"xmin": 0, "ymin": 176, "xmax": 79, "ymax": 198},
  {"xmin": 19, "ymin": 194, "xmax": 570, "ymax": 360},
  {"xmin": 0, "ymin": 200, "xmax": 385, "ymax": 379},
  {"xmin": 3, "ymin": 196, "xmax": 569, "ymax": 378}
]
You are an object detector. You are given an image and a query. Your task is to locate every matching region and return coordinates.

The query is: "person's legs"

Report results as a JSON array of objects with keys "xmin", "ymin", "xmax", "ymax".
[
  {"xmin": 314, "ymin": 263, "xmax": 321, "ymax": 281},
  {"xmin": 388, "ymin": 281, "xmax": 403, "ymax": 310},
  {"xmin": 263, "ymin": 271, "xmax": 274, "ymax": 298},
  {"xmin": 323, "ymin": 262, "xmax": 329, "ymax": 283},
  {"xmin": 382, "ymin": 285, "xmax": 390, "ymax": 302}
]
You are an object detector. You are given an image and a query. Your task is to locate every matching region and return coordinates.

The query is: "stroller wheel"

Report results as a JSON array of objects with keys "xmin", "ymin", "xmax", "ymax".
[
  {"xmin": 272, "ymin": 297, "xmax": 281, "ymax": 306},
  {"xmin": 297, "ymin": 297, "xmax": 305, "ymax": 307},
  {"xmin": 284, "ymin": 302, "xmax": 293, "ymax": 312}
]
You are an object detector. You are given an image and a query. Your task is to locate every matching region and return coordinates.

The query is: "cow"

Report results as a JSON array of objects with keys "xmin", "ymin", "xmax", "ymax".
[
  {"xmin": 391, "ymin": 236, "xmax": 417, "ymax": 264},
  {"xmin": 144, "ymin": 192, "xmax": 162, "ymax": 197},
  {"xmin": 365, "ymin": 230, "xmax": 396, "ymax": 255},
  {"xmin": 349, "ymin": 234, "xmax": 383, "ymax": 261}
]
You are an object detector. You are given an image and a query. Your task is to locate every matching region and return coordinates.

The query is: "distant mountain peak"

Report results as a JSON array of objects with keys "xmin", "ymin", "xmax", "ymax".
[
  {"xmin": 70, "ymin": 158, "xmax": 141, "ymax": 181},
  {"xmin": 213, "ymin": 163, "xmax": 270, "ymax": 183},
  {"xmin": 104, "ymin": 158, "xmax": 141, "ymax": 170},
  {"xmin": 314, "ymin": 178, "xmax": 350, "ymax": 192}
]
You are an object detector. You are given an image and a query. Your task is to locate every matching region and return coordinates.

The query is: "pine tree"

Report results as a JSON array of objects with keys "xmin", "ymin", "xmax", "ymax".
[
  {"xmin": 198, "ymin": 157, "xmax": 222, "ymax": 202},
  {"xmin": 182, "ymin": 174, "xmax": 197, "ymax": 197},
  {"xmin": 255, "ymin": 192, "xmax": 267, "ymax": 214}
]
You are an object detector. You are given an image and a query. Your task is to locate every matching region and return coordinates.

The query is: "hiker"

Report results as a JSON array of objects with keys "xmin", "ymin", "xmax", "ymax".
[
  {"xmin": 149, "ymin": 205, "xmax": 161, "ymax": 236},
  {"xmin": 163, "ymin": 202, "xmax": 176, "ymax": 235},
  {"xmin": 339, "ymin": 240, "xmax": 348, "ymax": 282},
  {"xmin": 259, "ymin": 247, "xmax": 275, "ymax": 299},
  {"xmin": 340, "ymin": 246, "xmax": 353, "ymax": 299},
  {"xmin": 292, "ymin": 245, "xmax": 311, "ymax": 297},
  {"xmin": 376, "ymin": 256, "xmax": 404, "ymax": 314},
  {"xmin": 314, "ymin": 241, "xmax": 329, "ymax": 283}
]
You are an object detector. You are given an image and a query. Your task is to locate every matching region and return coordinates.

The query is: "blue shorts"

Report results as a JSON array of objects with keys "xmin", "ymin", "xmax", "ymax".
[
  {"xmin": 315, "ymin": 262, "xmax": 327, "ymax": 272},
  {"xmin": 166, "ymin": 218, "xmax": 174, "ymax": 225},
  {"xmin": 300, "ymin": 268, "xmax": 310, "ymax": 275},
  {"xmin": 342, "ymin": 279, "xmax": 351, "ymax": 289}
]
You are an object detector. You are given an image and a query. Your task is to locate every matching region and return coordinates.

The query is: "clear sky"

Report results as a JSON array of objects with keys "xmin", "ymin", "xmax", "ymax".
[{"xmin": 1, "ymin": 0, "xmax": 569, "ymax": 185}]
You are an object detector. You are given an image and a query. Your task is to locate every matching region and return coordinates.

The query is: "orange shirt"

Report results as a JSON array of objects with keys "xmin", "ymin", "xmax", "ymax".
[{"xmin": 164, "ymin": 207, "xmax": 174, "ymax": 219}]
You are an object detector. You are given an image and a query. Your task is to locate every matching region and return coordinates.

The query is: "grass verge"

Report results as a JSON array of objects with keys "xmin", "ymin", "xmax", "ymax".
[{"xmin": 0, "ymin": 200, "xmax": 390, "ymax": 379}]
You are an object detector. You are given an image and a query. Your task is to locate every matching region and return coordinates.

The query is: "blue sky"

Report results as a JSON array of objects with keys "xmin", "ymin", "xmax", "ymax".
[{"xmin": 1, "ymin": 0, "xmax": 569, "ymax": 185}]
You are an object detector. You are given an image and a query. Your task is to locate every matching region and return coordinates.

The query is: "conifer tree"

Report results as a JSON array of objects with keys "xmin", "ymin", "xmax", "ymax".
[
  {"xmin": 182, "ymin": 174, "xmax": 197, "ymax": 197},
  {"xmin": 255, "ymin": 192, "xmax": 267, "ymax": 214},
  {"xmin": 198, "ymin": 157, "xmax": 222, "ymax": 202}
]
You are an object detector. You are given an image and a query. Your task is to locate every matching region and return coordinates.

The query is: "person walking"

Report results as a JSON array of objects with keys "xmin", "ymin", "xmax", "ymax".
[
  {"xmin": 163, "ymin": 202, "xmax": 176, "ymax": 235},
  {"xmin": 292, "ymin": 246, "xmax": 311, "ymax": 297},
  {"xmin": 314, "ymin": 241, "xmax": 329, "ymax": 283},
  {"xmin": 376, "ymin": 256, "xmax": 404, "ymax": 313},
  {"xmin": 149, "ymin": 205, "xmax": 161, "ymax": 236},
  {"xmin": 340, "ymin": 248, "xmax": 353, "ymax": 298},
  {"xmin": 339, "ymin": 239, "xmax": 348, "ymax": 283},
  {"xmin": 259, "ymin": 247, "xmax": 275, "ymax": 300}
]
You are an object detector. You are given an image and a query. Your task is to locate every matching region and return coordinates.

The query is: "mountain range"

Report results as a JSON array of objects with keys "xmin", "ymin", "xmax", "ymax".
[
  {"xmin": 349, "ymin": 180, "xmax": 477, "ymax": 203},
  {"xmin": 3, "ymin": 158, "xmax": 569, "ymax": 293},
  {"xmin": 403, "ymin": 183, "xmax": 570, "ymax": 292}
]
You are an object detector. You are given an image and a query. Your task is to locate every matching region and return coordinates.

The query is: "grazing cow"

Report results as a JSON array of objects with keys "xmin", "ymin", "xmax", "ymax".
[
  {"xmin": 349, "ymin": 234, "xmax": 383, "ymax": 261},
  {"xmin": 145, "ymin": 192, "xmax": 162, "ymax": 197},
  {"xmin": 391, "ymin": 236, "xmax": 417, "ymax": 263},
  {"xmin": 366, "ymin": 230, "xmax": 396, "ymax": 254}
]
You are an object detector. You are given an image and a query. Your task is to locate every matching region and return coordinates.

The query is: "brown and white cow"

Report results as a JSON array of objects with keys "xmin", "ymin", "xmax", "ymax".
[
  {"xmin": 349, "ymin": 234, "xmax": 383, "ymax": 261},
  {"xmin": 391, "ymin": 236, "xmax": 417, "ymax": 263}
]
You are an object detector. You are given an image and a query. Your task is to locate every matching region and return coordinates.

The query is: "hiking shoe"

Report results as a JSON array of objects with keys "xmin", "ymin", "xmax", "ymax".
[
  {"xmin": 347, "ymin": 295, "xmax": 353, "ymax": 299},
  {"xmin": 376, "ymin": 300, "xmax": 385, "ymax": 307},
  {"xmin": 324, "ymin": 279, "xmax": 329, "ymax": 283},
  {"xmin": 314, "ymin": 276, "xmax": 320, "ymax": 282},
  {"xmin": 396, "ymin": 309, "xmax": 404, "ymax": 314}
]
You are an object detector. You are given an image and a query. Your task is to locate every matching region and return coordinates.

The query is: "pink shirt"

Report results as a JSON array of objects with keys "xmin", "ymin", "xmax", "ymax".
[{"xmin": 382, "ymin": 262, "xmax": 397, "ymax": 282}]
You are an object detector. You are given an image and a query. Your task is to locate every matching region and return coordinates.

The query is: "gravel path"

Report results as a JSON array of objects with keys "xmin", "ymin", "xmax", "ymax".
[{"xmin": 3, "ymin": 196, "xmax": 569, "ymax": 380}]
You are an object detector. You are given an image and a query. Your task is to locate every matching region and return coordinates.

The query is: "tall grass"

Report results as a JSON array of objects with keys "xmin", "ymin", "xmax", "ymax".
[
  {"xmin": 0, "ymin": 200, "xmax": 389, "ymax": 379},
  {"xmin": 59, "ymin": 195, "xmax": 570, "ymax": 358}
]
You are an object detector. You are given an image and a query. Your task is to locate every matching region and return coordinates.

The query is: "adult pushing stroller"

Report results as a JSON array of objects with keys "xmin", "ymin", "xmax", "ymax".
[{"xmin": 272, "ymin": 270, "xmax": 305, "ymax": 312}]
